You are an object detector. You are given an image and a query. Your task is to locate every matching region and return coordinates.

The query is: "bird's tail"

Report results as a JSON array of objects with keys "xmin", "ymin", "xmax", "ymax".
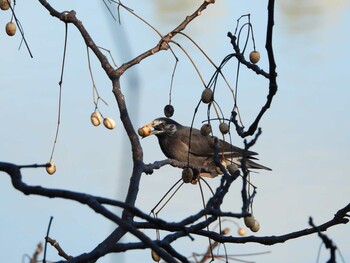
[{"xmin": 228, "ymin": 157, "xmax": 272, "ymax": 171}]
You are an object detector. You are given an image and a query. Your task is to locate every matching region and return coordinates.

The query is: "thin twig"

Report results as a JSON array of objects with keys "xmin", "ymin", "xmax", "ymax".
[{"xmin": 43, "ymin": 216, "xmax": 53, "ymax": 263}]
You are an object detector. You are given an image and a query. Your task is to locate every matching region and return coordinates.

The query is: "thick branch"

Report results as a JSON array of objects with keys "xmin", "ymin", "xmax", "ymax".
[
  {"xmin": 192, "ymin": 203, "xmax": 349, "ymax": 245},
  {"xmin": 0, "ymin": 162, "xmax": 178, "ymax": 262}
]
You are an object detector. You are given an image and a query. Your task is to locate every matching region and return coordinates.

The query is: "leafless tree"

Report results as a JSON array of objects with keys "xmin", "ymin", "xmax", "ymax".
[{"xmin": 0, "ymin": 0, "xmax": 349, "ymax": 262}]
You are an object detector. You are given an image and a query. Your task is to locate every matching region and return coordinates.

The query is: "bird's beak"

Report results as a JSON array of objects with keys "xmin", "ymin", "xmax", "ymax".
[{"xmin": 138, "ymin": 122, "xmax": 162, "ymax": 138}]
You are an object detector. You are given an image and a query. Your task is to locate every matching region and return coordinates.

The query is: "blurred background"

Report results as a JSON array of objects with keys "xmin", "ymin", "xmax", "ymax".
[{"xmin": 0, "ymin": 0, "xmax": 349, "ymax": 262}]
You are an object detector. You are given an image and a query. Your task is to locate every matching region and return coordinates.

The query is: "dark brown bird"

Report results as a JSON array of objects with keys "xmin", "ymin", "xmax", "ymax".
[{"xmin": 139, "ymin": 117, "xmax": 271, "ymax": 177}]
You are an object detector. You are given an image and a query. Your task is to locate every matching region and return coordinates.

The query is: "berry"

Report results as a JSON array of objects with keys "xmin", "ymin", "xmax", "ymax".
[
  {"xmin": 5, "ymin": 22, "xmax": 16, "ymax": 36},
  {"xmin": 201, "ymin": 88, "xmax": 213, "ymax": 104},
  {"xmin": 0, "ymin": 0, "xmax": 11, "ymax": 10},
  {"xmin": 182, "ymin": 168, "xmax": 193, "ymax": 183},
  {"xmin": 250, "ymin": 220, "xmax": 260, "ymax": 232},
  {"xmin": 219, "ymin": 122, "xmax": 229, "ymax": 134},
  {"xmin": 138, "ymin": 126, "xmax": 152, "ymax": 137},
  {"xmin": 200, "ymin": 124, "xmax": 211, "ymax": 136},
  {"xmin": 238, "ymin": 227, "xmax": 246, "ymax": 236},
  {"xmin": 164, "ymin": 104, "xmax": 174, "ymax": 118},
  {"xmin": 227, "ymin": 163, "xmax": 238, "ymax": 174},
  {"xmin": 244, "ymin": 215, "xmax": 255, "ymax": 228},
  {"xmin": 46, "ymin": 162, "xmax": 56, "ymax": 175},
  {"xmin": 90, "ymin": 111, "xmax": 102, "ymax": 126},
  {"xmin": 103, "ymin": 117, "xmax": 116, "ymax": 130},
  {"xmin": 249, "ymin": 51, "xmax": 260, "ymax": 64},
  {"xmin": 151, "ymin": 250, "xmax": 160, "ymax": 262}
]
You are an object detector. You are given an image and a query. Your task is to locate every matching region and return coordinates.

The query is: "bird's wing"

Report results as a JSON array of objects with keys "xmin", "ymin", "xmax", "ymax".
[
  {"xmin": 217, "ymin": 138, "xmax": 259, "ymax": 157},
  {"xmin": 180, "ymin": 127, "xmax": 257, "ymax": 158}
]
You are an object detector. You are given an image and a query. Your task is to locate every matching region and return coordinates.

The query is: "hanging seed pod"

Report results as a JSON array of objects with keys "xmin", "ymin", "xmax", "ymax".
[
  {"xmin": 151, "ymin": 250, "xmax": 160, "ymax": 262},
  {"xmin": 90, "ymin": 111, "xmax": 102, "ymax": 126},
  {"xmin": 244, "ymin": 215, "xmax": 256, "ymax": 229},
  {"xmin": 46, "ymin": 162, "xmax": 56, "ymax": 175},
  {"xmin": 238, "ymin": 227, "xmax": 246, "ymax": 236},
  {"xmin": 103, "ymin": 117, "xmax": 116, "ymax": 130},
  {"xmin": 0, "ymin": 0, "xmax": 11, "ymax": 10},
  {"xmin": 5, "ymin": 22, "xmax": 16, "ymax": 36},
  {"xmin": 200, "ymin": 124, "xmax": 211, "ymax": 136},
  {"xmin": 182, "ymin": 168, "xmax": 193, "ymax": 183},
  {"xmin": 219, "ymin": 122, "xmax": 229, "ymax": 134},
  {"xmin": 249, "ymin": 51, "xmax": 260, "ymax": 64},
  {"xmin": 164, "ymin": 104, "xmax": 174, "ymax": 118},
  {"xmin": 221, "ymin": 228, "xmax": 230, "ymax": 235},
  {"xmin": 250, "ymin": 219, "xmax": 260, "ymax": 232},
  {"xmin": 201, "ymin": 88, "xmax": 213, "ymax": 104},
  {"xmin": 227, "ymin": 163, "xmax": 238, "ymax": 174}
]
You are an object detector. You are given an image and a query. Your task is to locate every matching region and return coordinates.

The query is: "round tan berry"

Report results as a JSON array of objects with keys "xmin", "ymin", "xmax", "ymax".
[
  {"xmin": 5, "ymin": 22, "xmax": 16, "ymax": 36},
  {"xmin": 182, "ymin": 168, "xmax": 193, "ymax": 183},
  {"xmin": 0, "ymin": 0, "xmax": 11, "ymax": 10},
  {"xmin": 221, "ymin": 228, "xmax": 230, "ymax": 235},
  {"xmin": 238, "ymin": 227, "xmax": 246, "ymax": 236},
  {"xmin": 103, "ymin": 117, "xmax": 116, "ymax": 130},
  {"xmin": 219, "ymin": 122, "xmax": 229, "ymax": 134},
  {"xmin": 90, "ymin": 111, "xmax": 102, "ymax": 126},
  {"xmin": 250, "ymin": 220, "xmax": 260, "ymax": 232},
  {"xmin": 151, "ymin": 250, "xmax": 160, "ymax": 262},
  {"xmin": 244, "ymin": 215, "xmax": 256, "ymax": 228},
  {"xmin": 249, "ymin": 51, "xmax": 260, "ymax": 64},
  {"xmin": 46, "ymin": 162, "xmax": 56, "ymax": 175},
  {"xmin": 164, "ymin": 104, "xmax": 174, "ymax": 118},
  {"xmin": 138, "ymin": 126, "xmax": 152, "ymax": 137},
  {"xmin": 227, "ymin": 163, "xmax": 238, "ymax": 174},
  {"xmin": 200, "ymin": 124, "xmax": 211, "ymax": 136},
  {"xmin": 201, "ymin": 88, "xmax": 213, "ymax": 104}
]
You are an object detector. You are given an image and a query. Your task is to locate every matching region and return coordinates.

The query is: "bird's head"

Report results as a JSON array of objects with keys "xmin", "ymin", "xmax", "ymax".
[{"xmin": 138, "ymin": 117, "xmax": 180, "ymax": 138}]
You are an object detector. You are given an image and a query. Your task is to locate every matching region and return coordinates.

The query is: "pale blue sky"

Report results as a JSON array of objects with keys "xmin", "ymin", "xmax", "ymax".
[{"xmin": 1, "ymin": 1, "xmax": 349, "ymax": 262}]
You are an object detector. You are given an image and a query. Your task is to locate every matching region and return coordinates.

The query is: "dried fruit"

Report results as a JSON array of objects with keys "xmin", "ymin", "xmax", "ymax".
[
  {"xmin": 182, "ymin": 168, "xmax": 193, "ymax": 183},
  {"xmin": 221, "ymin": 228, "xmax": 230, "ymax": 235},
  {"xmin": 90, "ymin": 111, "xmax": 102, "ymax": 126},
  {"xmin": 227, "ymin": 163, "xmax": 238, "ymax": 174},
  {"xmin": 249, "ymin": 51, "xmax": 260, "ymax": 64},
  {"xmin": 201, "ymin": 88, "xmax": 213, "ymax": 104},
  {"xmin": 5, "ymin": 21, "xmax": 16, "ymax": 36},
  {"xmin": 0, "ymin": 0, "xmax": 10, "ymax": 10},
  {"xmin": 151, "ymin": 250, "xmax": 160, "ymax": 262},
  {"xmin": 164, "ymin": 104, "xmax": 174, "ymax": 118},
  {"xmin": 219, "ymin": 122, "xmax": 229, "ymax": 134},
  {"xmin": 46, "ymin": 162, "xmax": 56, "ymax": 175},
  {"xmin": 103, "ymin": 117, "xmax": 116, "ymax": 130},
  {"xmin": 200, "ymin": 124, "xmax": 211, "ymax": 136},
  {"xmin": 250, "ymin": 220, "xmax": 260, "ymax": 232},
  {"xmin": 238, "ymin": 227, "xmax": 246, "ymax": 236},
  {"xmin": 244, "ymin": 215, "xmax": 256, "ymax": 228},
  {"xmin": 138, "ymin": 126, "xmax": 152, "ymax": 137}
]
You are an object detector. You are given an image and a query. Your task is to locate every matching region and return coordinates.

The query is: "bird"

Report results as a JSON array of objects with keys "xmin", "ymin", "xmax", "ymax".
[{"xmin": 139, "ymin": 117, "xmax": 271, "ymax": 178}]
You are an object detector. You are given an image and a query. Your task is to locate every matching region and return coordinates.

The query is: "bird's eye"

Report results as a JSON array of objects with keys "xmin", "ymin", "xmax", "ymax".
[
  {"xmin": 167, "ymin": 124, "xmax": 177, "ymax": 133},
  {"xmin": 154, "ymin": 122, "xmax": 165, "ymax": 130}
]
